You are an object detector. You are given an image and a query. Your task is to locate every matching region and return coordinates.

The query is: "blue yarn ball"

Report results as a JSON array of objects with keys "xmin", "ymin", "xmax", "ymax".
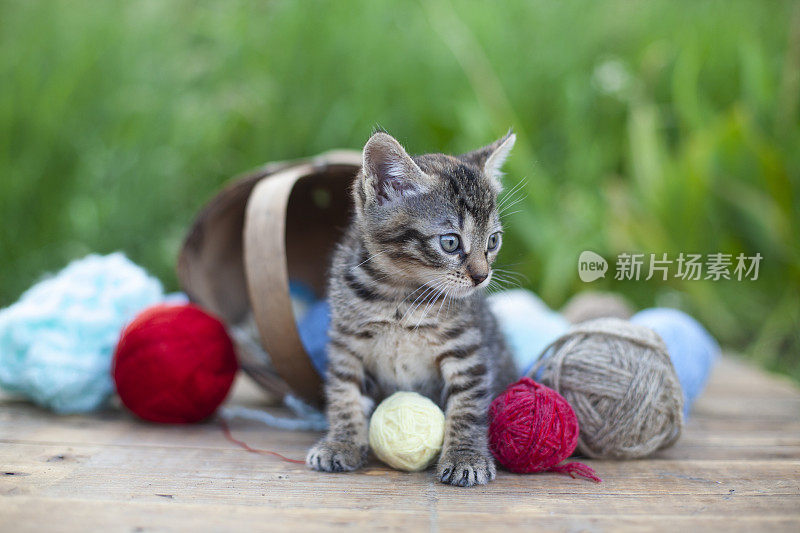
[
  {"xmin": 290, "ymin": 281, "xmax": 319, "ymax": 321},
  {"xmin": 488, "ymin": 289, "xmax": 570, "ymax": 376},
  {"xmin": 0, "ymin": 253, "xmax": 163, "ymax": 413},
  {"xmin": 631, "ymin": 308, "xmax": 720, "ymax": 413},
  {"xmin": 297, "ymin": 300, "xmax": 331, "ymax": 375}
]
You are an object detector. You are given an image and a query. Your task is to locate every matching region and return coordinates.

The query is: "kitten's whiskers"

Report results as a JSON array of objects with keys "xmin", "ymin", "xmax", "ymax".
[
  {"xmin": 350, "ymin": 250, "xmax": 387, "ymax": 271},
  {"xmin": 414, "ymin": 283, "xmax": 449, "ymax": 329},
  {"xmin": 398, "ymin": 277, "xmax": 447, "ymax": 324},
  {"xmin": 496, "ymin": 178, "xmax": 527, "ymax": 210},
  {"xmin": 405, "ymin": 279, "xmax": 450, "ymax": 326}
]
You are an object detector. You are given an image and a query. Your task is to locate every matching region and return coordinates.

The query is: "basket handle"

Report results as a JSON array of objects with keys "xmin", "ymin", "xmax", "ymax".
[{"xmin": 242, "ymin": 151, "xmax": 361, "ymax": 407}]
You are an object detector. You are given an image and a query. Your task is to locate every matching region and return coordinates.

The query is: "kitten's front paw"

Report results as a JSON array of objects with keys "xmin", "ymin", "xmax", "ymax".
[
  {"xmin": 436, "ymin": 448, "xmax": 496, "ymax": 487},
  {"xmin": 306, "ymin": 439, "xmax": 367, "ymax": 473}
]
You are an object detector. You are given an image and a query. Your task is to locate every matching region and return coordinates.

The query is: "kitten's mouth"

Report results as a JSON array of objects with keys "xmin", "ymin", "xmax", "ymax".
[{"xmin": 448, "ymin": 272, "xmax": 491, "ymax": 298}]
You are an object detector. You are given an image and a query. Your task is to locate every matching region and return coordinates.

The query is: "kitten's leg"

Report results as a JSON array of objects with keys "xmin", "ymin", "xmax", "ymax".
[
  {"xmin": 306, "ymin": 340, "xmax": 370, "ymax": 472},
  {"xmin": 435, "ymin": 346, "xmax": 495, "ymax": 487}
]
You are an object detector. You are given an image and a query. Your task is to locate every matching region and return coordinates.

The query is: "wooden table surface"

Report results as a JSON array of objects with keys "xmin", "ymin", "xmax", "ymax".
[{"xmin": 2, "ymin": 356, "xmax": 799, "ymax": 532}]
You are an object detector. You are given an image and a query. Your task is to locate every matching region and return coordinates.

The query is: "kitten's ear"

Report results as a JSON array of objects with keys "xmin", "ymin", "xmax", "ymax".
[
  {"xmin": 461, "ymin": 130, "xmax": 516, "ymax": 191},
  {"xmin": 362, "ymin": 132, "xmax": 433, "ymax": 206}
]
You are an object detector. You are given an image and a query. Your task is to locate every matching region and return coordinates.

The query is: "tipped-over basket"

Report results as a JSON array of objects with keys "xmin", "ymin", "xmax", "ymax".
[{"xmin": 177, "ymin": 150, "xmax": 361, "ymax": 406}]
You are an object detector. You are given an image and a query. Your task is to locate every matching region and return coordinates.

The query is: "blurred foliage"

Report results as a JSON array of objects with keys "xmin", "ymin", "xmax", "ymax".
[{"xmin": 1, "ymin": 0, "xmax": 798, "ymax": 380}]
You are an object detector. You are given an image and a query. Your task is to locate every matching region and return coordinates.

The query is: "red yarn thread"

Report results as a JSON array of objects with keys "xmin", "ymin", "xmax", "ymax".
[
  {"xmin": 113, "ymin": 304, "xmax": 238, "ymax": 424},
  {"xmin": 219, "ymin": 419, "xmax": 305, "ymax": 464},
  {"xmin": 488, "ymin": 377, "xmax": 601, "ymax": 482}
]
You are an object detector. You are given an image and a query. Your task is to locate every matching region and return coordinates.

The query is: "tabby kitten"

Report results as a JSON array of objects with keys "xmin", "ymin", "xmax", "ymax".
[{"xmin": 306, "ymin": 131, "xmax": 519, "ymax": 487}]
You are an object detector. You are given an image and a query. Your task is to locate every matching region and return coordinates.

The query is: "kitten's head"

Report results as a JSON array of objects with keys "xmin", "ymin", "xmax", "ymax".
[{"xmin": 353, "ymin": 130, "xmax": 516, "ymax": 299}]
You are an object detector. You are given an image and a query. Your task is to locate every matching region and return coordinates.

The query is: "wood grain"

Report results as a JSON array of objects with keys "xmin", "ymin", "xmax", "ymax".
[{"xmin": 1, "ymin": 355, "xmax": 799, "ymax": 532}]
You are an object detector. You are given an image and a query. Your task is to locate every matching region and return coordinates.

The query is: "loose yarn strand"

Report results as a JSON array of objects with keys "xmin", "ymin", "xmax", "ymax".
[
  {"xmin": 219, "ymin": 418, "xmax": 305, "ymax": 464},
  {"xmin": 549, "ymin": 462, "xmax": 602, "ymax": 483},
  {"xmin": 219, "ymin": 399, "xmax": 327, "ymax": 432},
  {"xmin": 217, "ymin": 394, "xmax": 328, "ymax": 464}
]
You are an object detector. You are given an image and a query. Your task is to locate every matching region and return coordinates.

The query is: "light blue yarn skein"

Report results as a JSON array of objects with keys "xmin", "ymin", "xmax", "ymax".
[
  {"xmin": 488, "ymin": 289, "xmax": 570, "ymax": 374},
  {"xmin": 631, "ymin": 308, "xmax": 720, "ymax": 414},
  {"xmin": 0, "ymin": 253, "xmax": 163, "ymax": 413}
]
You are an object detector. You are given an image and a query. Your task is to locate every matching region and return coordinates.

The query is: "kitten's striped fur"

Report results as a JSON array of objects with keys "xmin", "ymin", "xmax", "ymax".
[{"xmin": 306, "ymin": 131, "xmax": 518, "ymax": 487}]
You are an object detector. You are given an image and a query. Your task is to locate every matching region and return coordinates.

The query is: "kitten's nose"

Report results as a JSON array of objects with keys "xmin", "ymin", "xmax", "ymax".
[{"xmin": 469, "ymin": 271, "xmax": 488, "ymax": 285}]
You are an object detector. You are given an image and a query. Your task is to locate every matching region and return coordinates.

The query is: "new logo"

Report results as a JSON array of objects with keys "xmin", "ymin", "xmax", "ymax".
[{"xmin": 578, "ymin": 251, "xmax": 608, "ymax": 282}]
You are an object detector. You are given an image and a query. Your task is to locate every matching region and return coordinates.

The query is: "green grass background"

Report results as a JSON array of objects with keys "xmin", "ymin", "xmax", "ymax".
[{"xmin": 1, "ymin": 1, "xmax": 798, "ymax": 380}]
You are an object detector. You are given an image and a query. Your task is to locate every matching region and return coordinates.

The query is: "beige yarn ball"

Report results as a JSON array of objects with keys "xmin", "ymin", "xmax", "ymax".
[
  {"xmin": 369, "ymin": 391, "xmax": 445, "ymax": 471},
  {"xmin": 561, "ymin": 291, "xmax": 635, "ymax": 324},
  {"xmin": 530, "ymin": 318, "xmax": 683, "ymax": 459}
]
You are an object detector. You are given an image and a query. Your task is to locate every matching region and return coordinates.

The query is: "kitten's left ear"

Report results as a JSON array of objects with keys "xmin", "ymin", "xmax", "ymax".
[
  {"xmin": 362, "ymin": 132, "xmax": 435, "ymax": 206},
  {"xmin": 461, "ymin": 130, "xmax": 516, "ymax": 191}
]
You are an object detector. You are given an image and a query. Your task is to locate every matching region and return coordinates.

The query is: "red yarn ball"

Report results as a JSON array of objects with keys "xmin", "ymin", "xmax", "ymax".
[
  {"xmin": 113, "ymin": 304, "xmax": 238, "ymax": 424},
  {"xmin": 489, "ymin": 377, "xmax": 601, "ymax": 481}
]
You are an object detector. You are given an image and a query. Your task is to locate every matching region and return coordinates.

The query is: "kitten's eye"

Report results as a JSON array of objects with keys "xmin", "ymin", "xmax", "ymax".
[
  {"xmin": 487, "ymin": 232, "xmax": 501, "ymax": 251},
  {"xmin": 439, "ymin": 234, "xmax": 460, "ymax": 253}
]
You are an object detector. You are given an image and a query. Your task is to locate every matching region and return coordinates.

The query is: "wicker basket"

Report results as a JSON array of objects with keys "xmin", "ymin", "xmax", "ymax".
[{"xmin": 177, "ymin": 150, "xmax": 361, "ymax": 406}]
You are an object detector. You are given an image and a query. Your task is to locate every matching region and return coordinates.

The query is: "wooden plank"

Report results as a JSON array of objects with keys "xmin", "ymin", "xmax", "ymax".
[
  {"xmin": 2, "ymin": 493, "xmax": 799, "ymax": 531},
  {"xmin": 4, "ymin": 419, "xmax": 799, "ymax": 462},
  {"xmin": 703, "ymin": 356, "xmax": 800, "ymax": 399},
  {"xmin": 7, "ymin": 497, "xmax": 798, "ymax": 533},
  {"xmin": 3, "ymin": 440, "xmax": 799, "ymax": 500},
  {"xmin": 1, "ymin": 355, "xmax": 799, "ymax": 532}
]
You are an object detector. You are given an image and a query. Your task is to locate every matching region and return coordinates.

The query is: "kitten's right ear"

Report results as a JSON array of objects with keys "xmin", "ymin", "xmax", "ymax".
[
  {"xmin": 362, "ymin": 132, "xmax": 433, "ymax": 206},
  {"xmin": 460, "ymin": 130, "xmax": 516, "ymax": 193}
]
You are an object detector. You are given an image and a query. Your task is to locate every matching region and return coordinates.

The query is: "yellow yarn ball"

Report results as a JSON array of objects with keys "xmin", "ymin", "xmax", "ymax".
[{"xmin": 368, "ymin": 391, "xmax": 445, "ymax": 472}]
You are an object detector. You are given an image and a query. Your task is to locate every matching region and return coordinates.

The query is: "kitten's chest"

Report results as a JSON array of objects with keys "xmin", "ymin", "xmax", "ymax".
[{"xmin": 360, "ymin": 322, "xmax": 443, "ymax": 399}]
